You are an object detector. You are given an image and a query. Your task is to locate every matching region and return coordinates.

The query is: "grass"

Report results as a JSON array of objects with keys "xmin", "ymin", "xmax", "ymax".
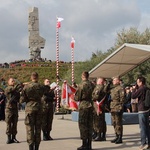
[{"xmin": 0, "ymin": 61, "xmax": 71, "ymax": 87}]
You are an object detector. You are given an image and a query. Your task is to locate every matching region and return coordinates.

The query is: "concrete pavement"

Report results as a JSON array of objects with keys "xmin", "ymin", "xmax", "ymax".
[{"xmin": 0, "ymin": 111, "xmax": 142, "ymax": 150}]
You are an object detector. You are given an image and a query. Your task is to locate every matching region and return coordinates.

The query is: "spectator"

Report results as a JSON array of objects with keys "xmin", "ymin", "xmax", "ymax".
[
  {"xmin": 130, "ymin": 85, "xmax": 138, "ymax": 112},
  {"xmin": 124, "ymin": 86, "xmax": 131, "ymax": 113},
  {"xmin": 0, "ymin": 88, "xmax": 6, "ymax": 121},
  {"xmin": 131, "ymin": 76, "xmax": 150, "ymax": 150}
]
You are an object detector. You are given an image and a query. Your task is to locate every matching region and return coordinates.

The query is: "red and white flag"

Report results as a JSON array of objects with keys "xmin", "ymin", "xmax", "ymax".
[
  {"xmin": 57, "ymin": 17, "xmax": 64, "ymax": 28},
  {"xmin": 61, "ymin": 81, "xmax": 78, "ymax": 110},
  {"xmin": 70, "ymin": 37, "xmax": 75, "ymax": 49},
  {"xmin": 95, "ymin": 96, "xmax": 106, "ymax": 115}
]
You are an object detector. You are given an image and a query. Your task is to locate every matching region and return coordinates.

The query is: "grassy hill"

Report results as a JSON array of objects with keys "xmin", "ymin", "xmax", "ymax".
[{"xmin": 0, "ymin": 61, "xmax": 71, "ymax": 88}]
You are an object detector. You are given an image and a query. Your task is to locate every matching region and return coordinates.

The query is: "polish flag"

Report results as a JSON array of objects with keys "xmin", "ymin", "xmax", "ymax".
[
  {"xmin": 70, "ymin": 37, "xmax": 75, "ymax": 49},
  {"xmin": 95, "ymin": 96, "xmax": 106, "ymax": 115},
  {"xmin": 57, "ymin": 17, "xmax": 64, "ymax": 28},
  {"xmin": 61, "ymin": 81, "xmax": 78, "ymax": 110}
]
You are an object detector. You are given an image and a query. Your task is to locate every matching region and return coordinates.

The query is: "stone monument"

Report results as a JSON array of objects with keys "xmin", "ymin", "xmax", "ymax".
[{"xmin": 28, "ymin": 7, "xmax": 46, "ymax": 60}]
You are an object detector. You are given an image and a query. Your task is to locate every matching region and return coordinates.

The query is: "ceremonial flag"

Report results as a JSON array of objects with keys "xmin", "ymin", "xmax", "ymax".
[
  {"xmin": 57, "ymin": 17, "xmax": 64, "ymax": 28},
  {"xmin": 61, "ymin": 81, "xmax": 78, "ymax": 110},
  {"xmin": 95, "ymin": 96, "xmax": 106, "ymax": 115},
  {"xmin": 70, "ymin": 37, "xmax": 75, "ymax": 49}
]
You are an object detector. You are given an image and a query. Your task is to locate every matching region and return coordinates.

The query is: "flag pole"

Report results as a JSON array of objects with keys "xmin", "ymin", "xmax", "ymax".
[
  {"xmin": 71, "ymin": 37, "xmax": 75, "ymax": 86},
  {"xmin": 56, "ymin": 18, "xmax": 60, "ymax": 113},
  {"xmin": 71, "ymin": 48, "xmax": 74, "ymax": 86},
  {"xmin": 55, "ymin": 17, "xmax": 64, "ymax": 113}
]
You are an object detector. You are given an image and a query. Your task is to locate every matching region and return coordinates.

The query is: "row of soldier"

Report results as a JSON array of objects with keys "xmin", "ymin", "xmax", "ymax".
[
  {"xmin": 74, "ymin": 71, "xmax": 150, "ymax": 150},
  {"xmin": 4, "ymin": 72, "xmax": 55, "ymax": 150},
  {"xmin": 1, "ymin": 71, "xmax": 150, "ymax": 150}
]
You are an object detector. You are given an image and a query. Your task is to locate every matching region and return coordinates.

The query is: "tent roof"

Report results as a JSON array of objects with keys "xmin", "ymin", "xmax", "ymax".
[{"xmin": 89, "ymin": 43, "xmax": 150, "ymax": 79}]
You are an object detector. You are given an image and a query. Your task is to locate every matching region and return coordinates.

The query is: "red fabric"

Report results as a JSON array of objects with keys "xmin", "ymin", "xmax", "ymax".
[
  {"xmin": 57, "ymin": 21, "xmax": 61, "ymax": 28},
  {"xmin": 71, "ymin": 42, "xmax": 75, "ymax": 49},
  {"xmin": 61, "ymin": 82, "xmax": 78, "ymax": 110},
  {"xmin": 95, "ymin": 96, "xmax": 106, "ymax": 114}
]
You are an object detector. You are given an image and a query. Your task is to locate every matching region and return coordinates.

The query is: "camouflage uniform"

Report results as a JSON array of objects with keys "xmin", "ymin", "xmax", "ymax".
[
  {"xmin": 20, "ymin": 81, "xmax": 45, "ymax": 148},
  {"xmin": 92, "ymin": 84, "xmax": 107, "ymax": 141},
  {"xmin": 41, "ymin": 85, "xmax": 55, "ymax": 140},
  {"xmin": 110, "ymin": 84, "xmax": 125, "ymax": 143},
  {"xmin": 5, "ymin": 84, "xmax": 21, "ymax": 143},
  {"xmin": 74, "ymin": 79, "xmax": 94, "ymax": 149}
]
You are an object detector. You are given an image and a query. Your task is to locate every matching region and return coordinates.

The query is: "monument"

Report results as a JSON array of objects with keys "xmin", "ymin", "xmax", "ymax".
[{"xmin": 28, "ymin": 7, "xmax": 46, "ymax": 60}]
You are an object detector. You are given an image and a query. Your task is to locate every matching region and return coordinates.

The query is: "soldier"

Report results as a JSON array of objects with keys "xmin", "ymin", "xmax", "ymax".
[
  {"xmin": 110, "ymin": 77, "xmax": 125, "ymax": 144},
  {"xmin": 5, "ymin": 78, "xmax": 21, "ymax": 144},
  {"xmin": 42, "ymin": 79, "xmax": 55, "ymax": 141},
  {"xmin": 20, "ymin": 72, "xmax": 45, "ymax": 150},
  {"xmin": 74, "ymin": 71, "xmax": 94, "ymax": 150},
  {"xmin": 92, "ymin": 77, "xmax": 107, "ymax": 142}
]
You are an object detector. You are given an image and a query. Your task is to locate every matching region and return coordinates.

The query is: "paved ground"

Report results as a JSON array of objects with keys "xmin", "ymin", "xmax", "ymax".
[{"xmin": 0, "ymin": 111, "xmax": 142, "ymax": 150}]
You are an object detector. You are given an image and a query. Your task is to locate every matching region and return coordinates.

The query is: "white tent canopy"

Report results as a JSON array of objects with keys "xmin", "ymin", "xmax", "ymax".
[{"xmin": 89, "ymin": 43, "xmax": 150, "ymax": 79}]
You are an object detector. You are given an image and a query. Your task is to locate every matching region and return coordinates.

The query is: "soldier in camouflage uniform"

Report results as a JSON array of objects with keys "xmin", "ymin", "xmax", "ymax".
[
  {"xmin": 74, "ymin": 71, "xmax": 94, "ymax": 150},
  {"xmin": 5, "ymin": 78, "xmax": 21, "ymax": 144},
  {"xmin": 20, "ymin": 72, "xmax": 45, "ymax": 150},
  {"xmin": 110, "ymin": 77, "xmax": 125, "ymax": 144},
  {"xmin": 41, "ymin": 79, "xmax": 55, "ymax": 141},
  {"xmin": 92, "ymin": 77, "xmax": 107, "ymax": 142}
]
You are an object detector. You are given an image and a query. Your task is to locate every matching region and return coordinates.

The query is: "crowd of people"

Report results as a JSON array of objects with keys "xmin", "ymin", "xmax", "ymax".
[{"xmin": 0, "ymin": 71, "xmax": 150, "ymax": 150}]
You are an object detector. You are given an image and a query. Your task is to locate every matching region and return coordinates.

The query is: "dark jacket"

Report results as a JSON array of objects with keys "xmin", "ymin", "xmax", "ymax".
[{"xmin": 131, "ymin": 85, "xmax": 148, "ymax": 111}]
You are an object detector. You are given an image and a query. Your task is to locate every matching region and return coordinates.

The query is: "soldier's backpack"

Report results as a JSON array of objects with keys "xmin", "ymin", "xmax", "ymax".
[{"xmin": 144, "ymin": 87, "xmax": 150, "ymax": 108}]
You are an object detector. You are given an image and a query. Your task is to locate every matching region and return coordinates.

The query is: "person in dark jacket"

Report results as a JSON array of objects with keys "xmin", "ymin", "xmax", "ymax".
[
  {"xmin": 131, "ymin": 76, "xmax": 150, "ymax": 150},
  {"xmin": 0, "ymin": 88, "xmax": 6, "ymax": 121},
  {"xmin": 42, "ymin": 79, "xmax": 55, "ymax": 141}
]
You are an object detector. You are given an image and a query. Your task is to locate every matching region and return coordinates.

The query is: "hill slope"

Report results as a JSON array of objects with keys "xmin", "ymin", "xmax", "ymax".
[{"xmin": 0, "ymin": 62, "xmax": 71, "ymax": 87}]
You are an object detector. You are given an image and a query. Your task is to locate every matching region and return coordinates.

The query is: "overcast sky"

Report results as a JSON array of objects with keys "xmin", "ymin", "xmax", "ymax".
[{"xmin": 0, "ymin": 0, "xmax": 150, "ymax": 63}]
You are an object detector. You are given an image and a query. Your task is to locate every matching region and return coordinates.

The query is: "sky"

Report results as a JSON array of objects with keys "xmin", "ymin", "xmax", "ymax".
[{"xmin": 0, "ymin": 0, "xmax": 150, "ymax": 63}]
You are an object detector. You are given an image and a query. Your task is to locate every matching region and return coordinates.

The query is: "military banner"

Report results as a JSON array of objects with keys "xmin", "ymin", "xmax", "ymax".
[{"xmin": 61, "ymin": 81, "xmax": 78, "ymax": 110}]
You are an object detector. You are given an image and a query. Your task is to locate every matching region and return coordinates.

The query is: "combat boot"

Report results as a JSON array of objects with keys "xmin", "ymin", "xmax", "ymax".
[
  {"xmin": 115, "ymin": 134, "xmax": 122, "ymax": 144},
  {"xmin": 111, "ymin": 134, "xmax": 118, "ymax": 143},
  {"xmin": 35, "ymin": 144, "xmax": 39, "ymax": 150},
  {"xmin": 29, "ymin": 144, "xmax": 34, "ymax": 150},
  {"xmin": 11, "ymin": 135, "xmax": 20, "ymax": 143},
  {"xmin": 101, "ymin": 132, "xmax": 106, "ymax": 141},
  {"xmin": 87, "ymin": 138, "xmax": 92, "ymax": 150},
  {"xmin": 43, "ymin": 131, "xmax": 48, "ymax": 141},
  {"xmin": 6, "ymin": 135, "xmax": 12, "ymax": 144},
  {"xmin": 77, "ymin": 139, "xmax": 87, "ymax": 150},
  {"xmin": 47, "ymin": 131, "xmax": 53, "ymax": 140},
  {"xmin": 93, "ymin": 133, "xmax": 102, "ymax": 141}
]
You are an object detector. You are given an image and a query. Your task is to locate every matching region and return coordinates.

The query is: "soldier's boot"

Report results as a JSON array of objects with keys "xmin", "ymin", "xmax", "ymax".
[
  {"xmin": 87, "ymin": 139, "xmax": 92, "ymax": 150},
  {"xmin": 77, "ymin": 139, "xmax": 87, "ymax": 150},
  {"xmin": 11, "ymin": 135, "xmax": 20, "ymax": 143},
  {"xmin": 43, "ymin": 132, "xmax": 48, "ymax": 141},
  {"xmin": 47, "ymin": 131, "xmax": 53, "ymax": 140},
  {"xmin": 35, "ymin": 144, "xmax": 39, "ymax": 150},
  {"xmin": 92, "ymin": 132, "xmax": 97, "ymax": 140},
  {"xmin": 93, "ymin": 133, "xmax": 102, "ymax": 141},
  {"xmin": 29, "ymin": 144, "xmax": 34, "ymax": 150},
  {"xmin": 115, "ymin": 134, "xmax": 122, "ymax": 144},
  {"xmin": 6, "ymin": 135, "xmax": 12, "ymax": 144},
  {"xmin": 111, "ymin": 134, "xmax": 119, "ymax": 143},
  {"xmin": 101, "ymin": 132, "xmax": 106, "ymax": 141}
]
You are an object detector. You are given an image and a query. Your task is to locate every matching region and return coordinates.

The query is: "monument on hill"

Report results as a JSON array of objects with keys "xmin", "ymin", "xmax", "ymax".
[{"xmin": 28, "ymin": 7, "xmax": 46, "ymax": 60}]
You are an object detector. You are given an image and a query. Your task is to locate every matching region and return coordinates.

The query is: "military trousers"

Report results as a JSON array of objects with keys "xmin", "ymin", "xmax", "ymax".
[
  {"xmin": 25, "ymin": 110, "xmax": 42, "ymax": 146},
  {"xmin": 5, "ymin": 109, "xmax": 18, "ymax": 135},
  {"xmin": 111, "ymin": 112, "xmax": 123, "ymax": 135},
  {"xmin": 93, "ymin": 111, "xmax": 106, "ymax": 133},
  {"xmin": 78, "ymin": 107, "xmax": 93, "ymax": 140},
  {"xmin": 42, "ymin": 103, "xmax": 54, "ymax": 133}
]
